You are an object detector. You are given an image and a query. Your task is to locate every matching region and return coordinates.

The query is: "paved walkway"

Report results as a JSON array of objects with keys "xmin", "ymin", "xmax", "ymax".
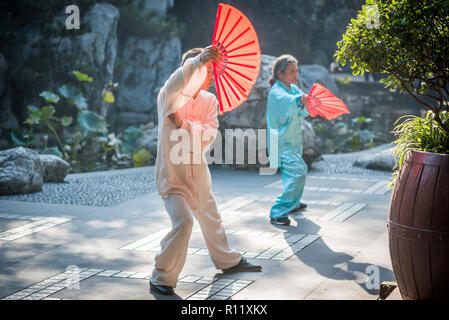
[{"xmin": 0, "ymin": 160, "xmax": 397, "ymax": 300}]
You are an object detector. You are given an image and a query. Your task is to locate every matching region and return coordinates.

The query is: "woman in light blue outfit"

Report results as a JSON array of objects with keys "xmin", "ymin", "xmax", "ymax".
[{"xmin": 266, "ymin": 55, "xmax": 309, "ymax": 226}]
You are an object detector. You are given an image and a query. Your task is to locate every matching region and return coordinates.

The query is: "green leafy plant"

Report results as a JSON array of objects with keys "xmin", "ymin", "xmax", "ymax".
[
  {"xmin": 335, "ymin": 0, "xmax": 449, "ymax": 180},
  {"xmin": 311, "ymin": 116, "xmax": 390, "ymax": 154},
  {"xmin": 133, "ymin": 148, "xmax": 152, "ymax": 167},
  {"xmin": 392, "ymin": 111, "xmax": 449, "ymax": 168},
  {"xmin": 99, "ymin": 126, "xmax": 152, "ymax": 168},
  {"xmin": 10, "ymin": 128, "xmax": 35, "ymax": 148},
  {"xmin": 14, "ymin": 70, "xmax": 117, "ymax": 169},
  {"xmin": 16, "ymin": 84, "xmax": 152, "ymax": 171}
]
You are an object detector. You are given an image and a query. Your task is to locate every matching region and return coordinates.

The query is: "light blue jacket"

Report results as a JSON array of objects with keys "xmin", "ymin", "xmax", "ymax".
[{"xmin": 266, "ymin": 80, "xmax": 309, "ymax": 168}]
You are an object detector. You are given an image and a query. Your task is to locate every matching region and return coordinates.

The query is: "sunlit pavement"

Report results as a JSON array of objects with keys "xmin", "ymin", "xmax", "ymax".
[{"xmin": 0, "ymin": 163, "xmax": 397, "ymax": 300}]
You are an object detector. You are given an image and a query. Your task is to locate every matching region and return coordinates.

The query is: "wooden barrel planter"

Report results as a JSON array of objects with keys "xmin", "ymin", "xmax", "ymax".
[{"xmin": 388, "ymin": 149, "xmax": 449, "ymax": 299}]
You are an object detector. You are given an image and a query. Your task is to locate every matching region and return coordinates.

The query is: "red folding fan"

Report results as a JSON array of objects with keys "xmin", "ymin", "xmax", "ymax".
[
  {"xmin": 211, "ymin": 3, "xmax": 261, "ymax": 115},
  {"xmin": 305, "ymin": 83, "xmax": 350, "ymax": 120}
]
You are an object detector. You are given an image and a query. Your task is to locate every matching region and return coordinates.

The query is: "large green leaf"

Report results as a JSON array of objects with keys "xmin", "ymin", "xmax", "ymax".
[
  {"xmin": 40, "ymin": 147, "xmax": 63, "ymax": 159},
  {"xmin": 78, "ymin": 110, "xmax": 107, "ymax": 136},
  {"xmin": 103, "ymin": 90, "xmax": 115, "ymax": 103},
  {"xmin": 40, "ymin": 106, "xmax": 55, "ymax": 122},
  {"xmin": 133, "ymin": 148, "xmax": 151, "ymax": 163},
  {"xmin": 73, "ymin": 70, "xmax": 93, "ymax": 82},
  {"xmin": 95, "ymin": 136, "xmax": 108, "ymax": 143},
  {"xmin": 24, "ymin": 105, "xmax": 55, "ymax": 125},
  {"xmin": 25, "ymin": 105, "xmax": 42, "ymax": 125},
  {"xmin": 60, "ymin": 116, "xmax": 73, "ymax": 127},
  {"xmin": 27, "ymin": 105, "xmax": 39, "ymax": 113},
  {"xmin": 121, "ymin": 126, "xmax": 143, "ymax": 154},
  {"xmin": 39, "ymin": 91, "xmax": 60, "ymax": 104},
  {"xmin": 10, "ymin": 130, "xmax": 34, "ymax": 147},
  {"xmin": 58, "ymin": 85, "xmax": 88, "ymax": 109}
]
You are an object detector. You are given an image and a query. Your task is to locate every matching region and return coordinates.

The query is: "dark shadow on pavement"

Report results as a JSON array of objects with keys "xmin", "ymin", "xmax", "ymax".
[
  {"xmin": 271, "ymin": 212, "xmax": 395, "ymax": 296},
  {"xmin": 149, "ymin": 287, "xmax": 183, "ymax": 300}
]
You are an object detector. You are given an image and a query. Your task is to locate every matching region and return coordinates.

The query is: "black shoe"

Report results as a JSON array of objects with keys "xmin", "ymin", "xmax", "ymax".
[
  {"xmin": 298, "ymin": 202, "xmax": 307, "ymax": 210},
  {"xmin": 290, "ymin": 202, "xmax": 307, "ymax": 213},
  {"xmin": 149, "ymin": 281, "xmax": 175, "ymax": 296},
  {"xmin": 222, "ymin": 257, "xmax": 262, "ymax": 274},
  {"xmin": 270, "ymin": 217, "xmax": 291, "ymax": 226}
]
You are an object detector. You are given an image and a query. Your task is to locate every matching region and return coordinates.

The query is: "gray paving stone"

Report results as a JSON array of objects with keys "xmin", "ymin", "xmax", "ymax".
[
  {"xmin": 112, "ymin": 271, "xmax": 138, "ymax": 278},
  {"xmin": 128, "ymin": 272, "xmax": 151, "ymax": 279},
  {"xmin": 97, "ymin": 270, "xmax": 121, "ymax": 277},
  {"xmin": 180, "ymin": 276, "xmax": 202, "ymax": 283},
  {"xmin": 0, "ymin": 162, "xmax": 393, "ymax": 300}
]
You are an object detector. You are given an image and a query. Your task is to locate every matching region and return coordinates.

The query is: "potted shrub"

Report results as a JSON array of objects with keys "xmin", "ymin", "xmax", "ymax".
[{"xmin": 335, "ymin": 0, "xmax": 449, "ymax": 299}]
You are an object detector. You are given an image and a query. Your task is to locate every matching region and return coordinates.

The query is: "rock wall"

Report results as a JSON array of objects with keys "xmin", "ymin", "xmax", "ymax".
[
  {"xmin": 170, "ymin": 0, "xmax": 364, "ymax": 66},
  {"xmin": 0, "ymin": 3, "xmax": 120, "ymax": 136},
  {"xmin": 54, "ymin": 3, "xmax": 120, "ymax": 117},
  {"xmin": 0, "ymin": 1, "xmax": 183, "ymax": 149},
  {"xmin": 114, "ymin": 36, "xmax": 181, "ymax": 128},
  {"xmin": 141, "ymin": 0, "xmax": 175, "ymax": 15},
  {"xmin": 111, "ymin": 0, "xmax": 182, "ymax": 129},
  {"xmin": 0, "ymin": 54, "xmax": 18, "ymax": 149},
  {"xmin": 216, "ymin": 54, "xmax": 324, "ymax": 168},
  {"xmin": 336, "ymin": 80, "xmax": 429, "ymax": 134}
]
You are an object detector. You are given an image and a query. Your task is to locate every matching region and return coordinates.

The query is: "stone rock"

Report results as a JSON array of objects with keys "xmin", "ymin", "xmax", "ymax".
[
  {"xmin": 299, "ymin": 64, "xmax": 340, "ymax": 96},
  {"xmin": 54, "ymin": 3, "xmax": 120, "ymax": 117},
  {"xmin": 217, "ymin": 54, "xmax": 323, "ymax": 168},
  {"xmin": 302, "ymin": 120, "xmax": 324, "ymax": 165},
  {"xmin": 141, "ymin": 0, "xmax": 175, "ymax": 15},
  {"xmin": 354, "ymin": 147, "xmax": 396, "ymax": 171},
  {"xmin": 4, "ymin": 3, "xmax": 120, "ymax": 131},
  {"xmin": 172, "ymin": 0, "xmax": 363, "ymax": 67},
  {"xmin": 0, "ymin": 53, "xmax": 7, "ymax": 97},
  {"xmin": 116, "ymin": 36, "xmax": 181, "ymax": 127},
  {"xmin": 39, "ymin": 154, "xmax": 71, "ymax": 182},
  {"xmin": 0, "ymin": 147, "xmax": 43, "ymax": 195},
  {"xmin": 117, "ymin": 112, "xmax": 152, "ymax": 126},
  {"xmin": 0, "ymin": 54, "xmax": 18, "ymax": 137},
  {"xmin": 0, "ymin": 89, "xmax": 19, "ymax": 131},
  {"xmin": 0, "ymin": 138, "xmax": 10, "ymax": 150}
]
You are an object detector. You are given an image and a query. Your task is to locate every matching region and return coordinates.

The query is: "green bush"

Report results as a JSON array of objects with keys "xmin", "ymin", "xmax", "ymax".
[
  {"xmin": 11, "ymin": 69, "xmax": 152, "ymax": 172},
  {"xmin": 335, "ymin": 0, "xmax": 449, "ymax": 179},
  {"xmin": 393, "ymin": 111, "xmax": 449, "ymax": 167}
]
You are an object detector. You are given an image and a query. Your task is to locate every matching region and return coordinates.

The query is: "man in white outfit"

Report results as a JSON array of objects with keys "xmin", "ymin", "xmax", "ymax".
[{"xmin": 150, "ymin": 46, "xmax": 261, "ymax": 296}]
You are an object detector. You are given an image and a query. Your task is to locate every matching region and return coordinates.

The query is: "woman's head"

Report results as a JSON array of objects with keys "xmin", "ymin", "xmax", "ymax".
[{"xmin": 268, "ymin": 54, "xmax": 298, "ymax": 87}]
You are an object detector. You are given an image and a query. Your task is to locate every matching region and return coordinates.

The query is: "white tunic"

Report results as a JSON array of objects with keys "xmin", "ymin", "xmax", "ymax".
[{"xmin": 154, "ymin": 55, "xmax": 219, "ymax": 212}]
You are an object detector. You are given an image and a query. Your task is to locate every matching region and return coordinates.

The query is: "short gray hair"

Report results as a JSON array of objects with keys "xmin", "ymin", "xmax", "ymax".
[
  {"xmin": 181, "ymin": 48, "xmax": 203, "ymax": 66},
  {"xmin": 268, "ymin": 54, "xmax": 298, "ymax": 87}
]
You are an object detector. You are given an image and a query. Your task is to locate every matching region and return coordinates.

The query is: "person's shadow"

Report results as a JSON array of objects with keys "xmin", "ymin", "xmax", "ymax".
[
  {"xmin": 149, "ymin": 288, "xmax": 183, "ymax": 300},
  {"xmin": 272, "ymin": 212, "xmax": 395, "ymax": 296}
]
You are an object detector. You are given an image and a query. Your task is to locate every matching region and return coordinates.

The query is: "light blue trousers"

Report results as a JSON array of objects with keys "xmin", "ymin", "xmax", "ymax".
[{"xmin": 270, "ymin": 153, "xmax": 308, "ymax": 219}]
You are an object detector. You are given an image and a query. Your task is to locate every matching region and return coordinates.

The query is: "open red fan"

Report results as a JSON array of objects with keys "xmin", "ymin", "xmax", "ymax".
[
  {"xmin": 305, "ymin": 83, "xmax": 350, "ymax": 120},
  {"xmin": 211, "ymin": 3, "xmax": 261, "ymax": 115}
]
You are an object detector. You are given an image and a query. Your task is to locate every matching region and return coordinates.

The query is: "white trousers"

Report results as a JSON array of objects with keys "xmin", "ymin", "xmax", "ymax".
[{"xmin": 150, "ymin": 192, "xmax": 242, "ymax": 287}]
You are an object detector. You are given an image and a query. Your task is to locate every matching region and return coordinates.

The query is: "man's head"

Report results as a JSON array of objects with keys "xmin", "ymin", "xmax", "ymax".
[
  {"xmin": 181, "ymin": 48, "xmax": 203, "ymax": 66},
  {"xmin": 181, "ymin": 47, "xmax": 214, "ymax": 92}
]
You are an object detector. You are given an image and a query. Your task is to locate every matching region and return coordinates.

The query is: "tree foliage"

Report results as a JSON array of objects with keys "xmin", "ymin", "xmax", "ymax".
[{"xmin": 335, "ymin": 0, "xmax": 449, "ymax": 133}]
